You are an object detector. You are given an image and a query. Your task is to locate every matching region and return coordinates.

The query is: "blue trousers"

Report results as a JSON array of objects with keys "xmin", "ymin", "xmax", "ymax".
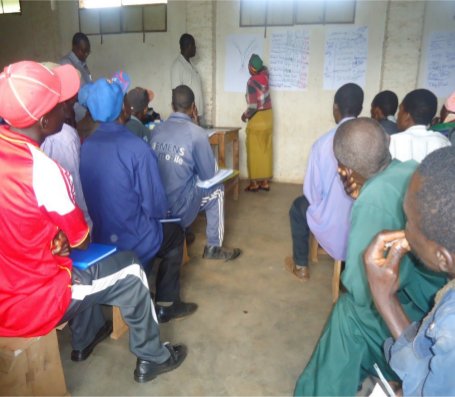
[{"xmin": 289, "ymin": 195, "xmax": 310, "ymax": 267}]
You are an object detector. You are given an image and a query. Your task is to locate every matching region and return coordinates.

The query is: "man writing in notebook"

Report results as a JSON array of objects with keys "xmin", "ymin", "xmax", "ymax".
[
  {"xmin": 151, "ymin": 85, "xmax": 241, "ymax": 261},
  {"xmin": 0, "ymin": 61, "xmax": 186, "ymax": 383}
]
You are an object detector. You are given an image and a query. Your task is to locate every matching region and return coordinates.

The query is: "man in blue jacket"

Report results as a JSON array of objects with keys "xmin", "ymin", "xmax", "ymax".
[
  {"xmin": 80, "ymin": 78, "xmax": 197, "ymax": 324},
  {"xmin": 151, "ymin": 85, "xmax": 241, "ymax": 261}
]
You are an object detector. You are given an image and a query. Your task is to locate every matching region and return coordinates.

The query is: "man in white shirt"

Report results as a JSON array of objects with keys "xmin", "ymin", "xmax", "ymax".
[
  {"xmin": 390, "ymin": 89, "xmax": 450, "ymax": 162},
  {"xmin": 171, "ymin": 34, "xmax": 204, "ymax": 125}
]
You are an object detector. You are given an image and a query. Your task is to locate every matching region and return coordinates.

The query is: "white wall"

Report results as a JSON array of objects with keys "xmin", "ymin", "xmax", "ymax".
[{"xmin": 215, "ymin": 0, "xmax": 388, "ymax": 182}]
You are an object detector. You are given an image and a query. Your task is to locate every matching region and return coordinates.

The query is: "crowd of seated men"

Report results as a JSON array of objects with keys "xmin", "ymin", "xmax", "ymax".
[{"xmin": 1, "ymin": 30, "xmax": 454, "ymax": 395}]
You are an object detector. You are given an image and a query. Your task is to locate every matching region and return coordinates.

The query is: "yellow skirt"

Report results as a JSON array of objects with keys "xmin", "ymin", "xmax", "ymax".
[{"xmin": 246, "ymin": 109, "xmax": 273, "ymax": 180}]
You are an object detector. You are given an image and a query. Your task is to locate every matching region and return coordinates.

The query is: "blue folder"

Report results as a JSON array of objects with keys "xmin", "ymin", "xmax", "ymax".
[{"xmin": 70, "ymin": 243, "xmax": 118, "ymax": 270}]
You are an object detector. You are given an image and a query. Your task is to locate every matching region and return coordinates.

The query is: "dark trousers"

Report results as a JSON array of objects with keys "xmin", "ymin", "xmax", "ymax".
[
  {"xmin": 60, "ymin": 251, "xmax": 170, "ymax": 363},
  {"xmin": 289, "ymin": 195, "xmax": 310, "ymax": 267},
  {"xmin": 145, "ymin": 223, "xmax": 184, "ymax": 303}
]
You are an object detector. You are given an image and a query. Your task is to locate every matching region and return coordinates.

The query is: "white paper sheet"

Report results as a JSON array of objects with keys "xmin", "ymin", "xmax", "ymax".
[
  {"xmin": 423, "ymin": 31, "xmax": 455, "ymax": 98},
  {"xmin": 224, "ymin": 34, "xmax": 264, "ymax": 93},
  {"xmin": 323, "ymin": 26, "xmax": 368, "ymax": 90},
  {"xmin": 269, "ymin": 29, "xmax": 310, "ymax": 91}
]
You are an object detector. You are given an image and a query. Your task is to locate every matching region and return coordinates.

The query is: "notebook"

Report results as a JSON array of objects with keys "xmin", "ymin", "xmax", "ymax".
[
  {"xmin": 70, "ymin": 243, "xmax": 118, "ymax": 270},
  {"xmin": 196, "ymin": 169, "xmax": 238, "ymax": 189}
]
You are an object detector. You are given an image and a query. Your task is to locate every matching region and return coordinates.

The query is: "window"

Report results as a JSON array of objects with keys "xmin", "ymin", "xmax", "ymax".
[
  {"xmin": 0, "ymin": 0, "xmax": 21, "ymax": 14},
  {"xmin": 78, "ymin": 0, "xmax": 167, "ymax": 38},
  {"xmin": 240, "ymin": 0, "xmax": 356, "ymax": 27}
]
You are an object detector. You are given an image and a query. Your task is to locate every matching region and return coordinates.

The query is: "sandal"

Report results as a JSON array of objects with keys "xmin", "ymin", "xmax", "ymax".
[
  {"xmin": 244, "ymin": 183, "xmax": 259, "ymax": 192},
  {"xmin": 259, "ymin": 182, "xmax": 270, "ymax": 191}
]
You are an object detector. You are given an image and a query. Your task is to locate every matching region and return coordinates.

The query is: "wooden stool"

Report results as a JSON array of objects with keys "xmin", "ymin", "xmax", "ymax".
[
  {"xmin": 309, "ymin": 233, "xmax": 342, "ymax": 304},
  {"xmin": 0, "ymin": 329, "xmax": 69, "ymax": 396},
  {"xmin": 111, "ymin": 240, "xmax": 190, "ymax": 340}
]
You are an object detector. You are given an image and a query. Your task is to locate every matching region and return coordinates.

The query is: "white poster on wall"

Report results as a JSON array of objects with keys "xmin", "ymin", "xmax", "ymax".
[
  {"xmin": 224, "ymin": 34, "xmax": 264, "ymax": 93},
  {"xmin": 269, "ymin": 29, "xmax": 310, "ymax": 91},
  {"xmin": 423, "ymin": 31, "xmax": 455, "ymax": 98},
  {"xmin": 323, "ymin": 26, "xmax": 368, "ymax": 91}
]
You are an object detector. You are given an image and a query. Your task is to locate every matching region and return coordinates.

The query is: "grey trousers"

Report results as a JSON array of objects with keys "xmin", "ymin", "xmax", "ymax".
[
  {"xmin": 60, "ymin": 251, "xmax": 170, "ymax": 363},
  {"xmin": 177, "ymin": 184, "xmax": 225, "ymax": 247}
]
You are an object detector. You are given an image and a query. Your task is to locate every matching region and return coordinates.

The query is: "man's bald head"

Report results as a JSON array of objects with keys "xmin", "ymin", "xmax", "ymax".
[
  {"xmin": 172, "ymin": 85, "xmax": 195, "ymax": 113},
  {"xmin": 334, "ymin": 117, "xmax": 391, "ymax": 179}
]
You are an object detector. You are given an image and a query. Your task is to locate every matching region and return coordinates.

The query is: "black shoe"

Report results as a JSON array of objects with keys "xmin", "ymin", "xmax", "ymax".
[
  {"xmin": 156, "ymin": 301, "xmax": 198, "ymax": 323},
  {"xmin": 134, "ymin": 343, "xmax": 187, "ymax": 383},
  {"xmin": 202, "ymin": 245, "xmax": 241, "ymax": 261},
  {"xmin": 71, "ymin": 321, "xmax": 113, "ymax": 362}
]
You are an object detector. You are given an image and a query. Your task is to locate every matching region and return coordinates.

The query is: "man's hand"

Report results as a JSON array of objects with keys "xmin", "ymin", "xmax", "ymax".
[
  {"xmin": 51, "ymin": 230, "xmax": 70, "ymax": 256},
  {"xmin": 363, "ymin": 230, "xmax": 412, "ymax": 339},
  {"xmin": 338, "ymin": 167, "xmax": 361, "ymax": 199},
  {"xmin": 364, "ymin": 230, "xmax": 410, "ymax": 299}
]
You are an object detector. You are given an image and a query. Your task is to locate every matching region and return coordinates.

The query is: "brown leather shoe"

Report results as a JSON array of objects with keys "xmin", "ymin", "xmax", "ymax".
[{"xmin": 284, "ymin": 256, "xmax": 310, "ymax": 281}]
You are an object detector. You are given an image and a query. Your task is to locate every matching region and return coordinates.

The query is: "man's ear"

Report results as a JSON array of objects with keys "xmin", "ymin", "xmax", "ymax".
[
  {"xmin": 372, "ymin": 106, "xmax": 384, "ymax": 120},
  {"xmin": 402, "ymin": 110, "xmax": 414, "ymax": 128},
  {"xmin": 40, "ymin": 116, "xmax": 49, "ymax": 131},
  {"xmin": 435, "ymin": 247, "xmax": 454, "ymax": 274}
]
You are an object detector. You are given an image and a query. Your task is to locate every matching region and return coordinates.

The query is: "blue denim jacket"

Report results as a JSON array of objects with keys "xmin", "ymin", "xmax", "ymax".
[{"xmin": 384, "ymin": 288, "xmax": 455, "ymax": 396}]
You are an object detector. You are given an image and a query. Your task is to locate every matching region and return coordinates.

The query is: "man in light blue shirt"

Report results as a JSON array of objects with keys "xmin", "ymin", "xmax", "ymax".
[
  {"xmin": 364, "ymin": 146, "xmax": 455, "ymax": 396},
  {"xmin": 285, "ymin": 83, "xmax": 361, "ymax": 280}
]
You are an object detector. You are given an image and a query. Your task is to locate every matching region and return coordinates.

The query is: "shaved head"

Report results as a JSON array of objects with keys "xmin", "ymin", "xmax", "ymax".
[
  {"xmin": 334, "ymin": 117, "xmax": 391, "ymax": 179},
  {"xmin": 172, "ymin": 85, "xmax": 195, "ymax": 112}
]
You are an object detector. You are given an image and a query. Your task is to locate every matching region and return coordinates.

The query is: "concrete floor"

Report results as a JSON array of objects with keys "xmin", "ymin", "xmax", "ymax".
[{"xmin": 58, "ymin": 181, "xmax": 340, "ymax": 396}]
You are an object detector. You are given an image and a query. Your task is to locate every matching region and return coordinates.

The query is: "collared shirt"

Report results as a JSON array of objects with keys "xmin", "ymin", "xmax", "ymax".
[
  {"xmin": 80, "ymin": 122, "xmax": 168, "ymax": 264},
  {"xmin": 303, "ymin": 117, "xmax": 354, "ymax": 260},
  {"xmin": 41, "ymin": 123, "xmax": 93, "ymax": 231},
  {"xmin": 390, "ymin": 124, "xmax": 451, "ymax": 163},
  {"xmin": 59, "ymin": 51, "xmax": 92, "ymax": 85},
  {"xmin": 171, "ymin": 54, "xmax": 204, "ymax": 117},
  {"xmin": 0, "ymin": 126, "xmax": 89, "ymax": 337},
  {"xmin": 379, "ymin": 118, "xmax": 399, "ymax": 135},
  {"xmin": 386, "ymin": 287, "xmax": 455, "ymax": 395},
  {"xmin": 151, "ymin": 112, "xmax": 216, "ymax": 216},
  {"xmin": 125, "ymin": 115, "xmax": 152, "ymax": 144}
]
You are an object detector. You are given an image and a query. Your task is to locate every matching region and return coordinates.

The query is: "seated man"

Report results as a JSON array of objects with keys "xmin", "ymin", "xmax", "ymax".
[
  {"xmin": 79, "ymin": 78, "xmax": 197, "ymax": 323},
  {"xmin": 370, "ymin": 90, "xmax": 399, "ymax": 135},
  {"xmin": 0, "ymin": 61, "xmax": 185, "ymax": 383},
  {"xmin": 150, "ymin": 85, "xmax": 241, "ymax": 261},
  {"xmin": 125, "ymin": 86, "xmax": 154, "ymax": 144},
  {"xmin": 294, "ymin": 118, "xmax": 447, "ymax": 395},
  {"xmin": 284, "ymin": 83, "xmax": 361, "ymax": 280},
  {"xmin": 364, "ymin": 146, "xmax": 455, "ymax": 395},
  {"xmin": 390, "ymin": 88, "xmax": 450, "ymax": 162},
  {"xmin": 41, "ymin": 85, "xmax": 92, "ymax": 230}
]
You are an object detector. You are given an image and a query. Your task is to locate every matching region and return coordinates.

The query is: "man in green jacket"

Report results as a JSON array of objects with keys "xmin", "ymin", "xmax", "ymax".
[{"xmin": 294, "ymin": 118, "xmax": 447, "ymax": 395}]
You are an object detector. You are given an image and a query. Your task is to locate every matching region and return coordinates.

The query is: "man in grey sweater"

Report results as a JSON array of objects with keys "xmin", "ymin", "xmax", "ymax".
[{"xmin": 151, "ymin": 85, "xmax": 241, "ymax": 261}]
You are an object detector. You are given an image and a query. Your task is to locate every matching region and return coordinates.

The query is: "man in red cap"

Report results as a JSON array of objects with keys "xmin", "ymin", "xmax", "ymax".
[{"xmin": 0, "ymin": 61, "xmax": 186, "ymax": 383}]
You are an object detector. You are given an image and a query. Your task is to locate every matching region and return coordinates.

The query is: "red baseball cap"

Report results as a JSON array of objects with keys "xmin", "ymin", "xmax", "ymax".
[{"xmin": 0, "ymin": 61, "xmax": 80, "ymax": 128}]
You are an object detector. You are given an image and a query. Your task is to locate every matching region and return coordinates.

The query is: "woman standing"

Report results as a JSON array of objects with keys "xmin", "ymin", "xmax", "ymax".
[{"xmin": 241, "ymin": 54, "xmax": 273, "ymax": 192}]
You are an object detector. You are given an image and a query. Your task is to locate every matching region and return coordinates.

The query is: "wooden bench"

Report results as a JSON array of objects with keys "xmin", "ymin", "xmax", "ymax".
[
  {"xmin": 0, "ymin": 329, "xmax": 69, "ymax": 396},
  {"xmin": 309, "ymin": 233, "xmax": 342, "ymax": 304}
]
